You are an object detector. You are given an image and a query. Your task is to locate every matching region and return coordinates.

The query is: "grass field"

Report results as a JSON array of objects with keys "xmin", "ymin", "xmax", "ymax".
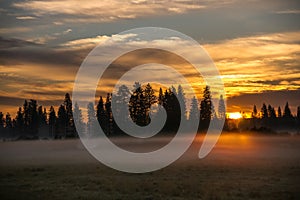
[{"xmin": 0, "ymin": 134, "xmax": 299, "ymax": 200}]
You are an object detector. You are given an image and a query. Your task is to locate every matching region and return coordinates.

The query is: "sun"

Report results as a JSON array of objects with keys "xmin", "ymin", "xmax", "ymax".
[{"xmin": 228, "ymin": 112, "xmax": 242, "ymax": 119}]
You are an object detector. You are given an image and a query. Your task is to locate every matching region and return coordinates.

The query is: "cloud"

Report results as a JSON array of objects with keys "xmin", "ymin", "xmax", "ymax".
[
  {"xmin": 16, "ymin": 16, "xmax": 37, "ymax": 20},
  {"xmin": 63, "ymin": 28, "xmax": 72, "ymax": 34},
  {"xmin": 60, "ymin": 35, "xmax": 110, "ymax": 50},
  {"xmin": 0, "ymin": 27, "xmax": 32, "ymax": 34},
  {"xmin": 0, "ymin": 36, "xmax": 39, "ymax": 49},
  {"xmin": 227, "ymin": 89, "xmax": 300, "ymax": 114},
  {"xmin": 12, "ymin": 0, "xmax": 226, "ymax": 23},
  {"xmin": 275, "ymin": 10, "xmax": 300, "ymax": 14},
  {"xmin": 204, "ymin": 31, "xmax": 300, "ymax": 97}
]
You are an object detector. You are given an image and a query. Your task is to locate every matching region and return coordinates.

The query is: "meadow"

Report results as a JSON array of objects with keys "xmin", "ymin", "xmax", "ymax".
[{"xmin": 0, "ymin": 133, "xmax": 299, "ymax": 200}]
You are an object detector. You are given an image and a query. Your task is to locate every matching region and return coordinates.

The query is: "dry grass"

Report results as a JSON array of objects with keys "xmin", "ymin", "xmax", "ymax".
[{"xmin": 0, "ymin": 134, "xmax": 299, "ymax": 200}]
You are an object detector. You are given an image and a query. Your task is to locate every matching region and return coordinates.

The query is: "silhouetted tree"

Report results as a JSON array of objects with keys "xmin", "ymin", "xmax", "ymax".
[
  {"xmin": 278, "ymin": 106, "xmax": 282, "ymax": 118},
  {"xmin": 5, "ymin": 113, "xmax": 12, "ymax": 128},
  {"xmin": 38, "ymin": 106, "xmax": 47, "ymax": 126},
  {"xmin": 15, "ymin": 107, "xmax": 24, "ymax": 136},
  {"xmin": 64, "ymin": 93, "xmax": 76, "ymax": 137},
  {"xmin": 112, "ymin": 85, "xmax": 131, "ymax": 134},
  {"xmin": 129, "ymin": 82, "xmax": 146, "ymax": 126},
  {"xmin": 23, "ymin": 100, "xmax": 29, "ymax": 134},
  {"xmin": 200, "ymin": 86, "xmax": 213, "ymax": 130},
  {"xmin": 56, "ymin": 104, "xmax": 67, "ymax": 138},
  {"xmin": 297, "ymin": 106, "xmax": 300, "ymax": 120},
  {"xmin": 0, "ymin": 112, "xmax": 4, "ymax": 128},
  {"xmin": 49, "ymin": 106, "xmax": 56, "ymax": 138},
  {"xmin": 177, "ymin": 85, "xmax": 187, "ymax": 121},
  {"xmin": 158, "ymin": 87, "xmax": 164, "ymax": 105},
  {"xmin": 218, "ymin": 95, "xmax": 226, "ymax": 119},
  {"xmin": 144, "ymin": 83, "xmax": 157, "ymax": 124},
  {"xmin": 162, "ymin": 88, "xmax": 181, "ymax": 132},
  {"xmin": 105, "ymin": 93, "xmax": 113, "ymax": 135},
  {"xmin": 73, "ymin": 102, "xmax": 84, "ymax": 135},
  {"xmin": 283, "ymin": 102, "xmax": 292, "ymax": 118},
  {"xmin": 189, "ymin": 96, "xmax": 199, "ymax": 122},
  {"xmin": 252, "ymin": 105, "xmax": 258, "ymax": 118},
  {"xmin": 87, "ymin": 102, "xmax": 97, "ymax": 137},
  {"xmin": 28, "ymin": 100, "xmax": 39, "ymax": 137},
  {"xmin": 96, "ymin": 96, "xmax": 107, "ymax": 134},
  {"xmin": 261, "ymin": 103, "xmax": 268, "ymax": 119},
  {"xmin": 267, "ymin": 104, "xmax": 276, "ymax": 119}
]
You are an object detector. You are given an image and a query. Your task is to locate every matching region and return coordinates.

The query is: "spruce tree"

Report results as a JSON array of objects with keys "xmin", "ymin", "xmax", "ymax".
[
  {"xmin": 177, "ymin": 85, "xmax": 187, "ymax": 121},
  {"xmin": 96, "ymin": 96, "xmax": 107, "ymax": 134},
  {"xmin": 189, "ymin": 96, "xmax": 199, "ymax": 122},
  {"xmin": 87, "ymin": 102, "xmax": 97, "ymax": 136},
  {"xmin": 218, "ymin": 95, "xmax": 226, "ymax": 119},
  {"xmin": 283, "ymin": 102, "xmax": 292, "ymax": 118},
  {"xmin": 261, "ymin": 103, "xmax": 268, "ymax": 119},
  {"xmin": 49, "ymin": 106, "xmax": 56, "ymax": 138},
  {"xmin": 278, "ymin": 106, "xmax": 282, "ymax": 118},
  {"xmin": 57, "ymin": 104, "xmax": 67, "ymax": 138},
  {"xmin": 73, "ymin": 102, "xmax": 84, "ymax": 135}
]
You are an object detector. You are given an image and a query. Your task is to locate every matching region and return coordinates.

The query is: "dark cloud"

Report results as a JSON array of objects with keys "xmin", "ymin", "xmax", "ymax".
[
  {"xmin": 0, "ymin": 36, "xmax": 88, "ymax": 67},
  {"xmin": 227, "ymin": 89, "xmax": 300, "ymax": 113},
  {"xmin": 0, "ymin": 36, "xmax": 39, "ymax": 49},
  {"xmin": 0, "ymin": 95, "xmax": 62, "ymax": 107}
]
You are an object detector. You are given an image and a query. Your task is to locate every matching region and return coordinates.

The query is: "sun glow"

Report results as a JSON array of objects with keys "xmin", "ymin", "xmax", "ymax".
[{"xmin": 228, "ymin": 112, "xmax": 242, "ymax": 119}]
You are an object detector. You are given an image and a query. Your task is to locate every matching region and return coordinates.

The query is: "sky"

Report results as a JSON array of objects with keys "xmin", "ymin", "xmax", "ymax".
[{"xmin": 0, "ymin": 0, "xmax": 300, "ymax": 117}]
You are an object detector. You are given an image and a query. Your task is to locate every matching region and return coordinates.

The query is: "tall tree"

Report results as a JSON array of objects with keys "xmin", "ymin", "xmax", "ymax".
[
  {"xmin": 189, "ymin": 96, "xmax": 199, "ymax": 122},
  {"xmin": 129, "ymin": 82, "xmax": 146, "ymax": 126},
  {"xmin": 5, "ymin": 113, "xmax": 12, "ymax": 128},
  {"xmin": 162, "ymin": 88, "xmax": 181, "ymax": 132},
  {"xmin": 283, "ymin": 102, "xmax": 292, "ymax": 118},
  {"xmin": 113, "ymin": 85, "xmax": 131, "ymax": 122},
  {"xmin": 57, "ymin": 104, "xmax": 67, "ymax": 138},
  {"xmin": 73, "ymin": 102, "xmax": 84, "ymax": 135},
  {"xmin": 87, "ymin": 102, "xmax": 97, "ymax": 136},
  {"xmin": 218, "ymin": 95, "xmax": 226, "ymax": 119},
  {"xmin": 105, "ymin": 93, "xmax": 113, "ymax": 135},
  {"xmin": 278, "ymin": 106, "xmax": 282, "ymax": 118},
  {"xmin": 96, "ymin": 96, "xmax": 107, "ymax": 134},
  {"xmin": 177, "ymin": 85, "xmax": 187, "ymax": 121},
  {"xmin": 297, "ymin": 106, "xmax": 300, "ymax": 119},
  {"xmin": 144, "ymin": 83, "xmax": 157, "ymax": 124},
  {"xmin": 261, "ymin": 103, "xmax": 268, "ymax": 119},
  {"xmin": 23, "ymin": 100, "xmax": 29, "ymax": 133},
  {"xmin": 268, "ymin": 104, "xmax": 276, "ymax": 119},
  {"xmin": 0, "ymin": 112, "xmax": 5, "ymax": 128},
  {"xmin": 200, "ymin": 86, "xmax": 213, "ymax": 121},
  {"xmin": 15, "ymin": 107, "xmax": 24, "ymax": 135},
  {"xmin": 38, "ymin": 106, "xmax": 47, "ymax": 126},
  {"xmin": 49, "ymin": 106, "xmax": 56, "ymax": 138},
  {"xmin": 28, "ymin": 99, "xmax": 39, "ymax": 137},
  {"xmin": 64, "ymin": 93, "xmax": 75, "ymax": 137},
  {"xmin": 252, "ymin": 105, "xmax": 258, "ymax": 118}
]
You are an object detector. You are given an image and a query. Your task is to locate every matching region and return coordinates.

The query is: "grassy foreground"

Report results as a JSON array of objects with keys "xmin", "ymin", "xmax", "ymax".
[{"xmin": 0, "ymin": 134, "xmax": 300, "ymax": 200}]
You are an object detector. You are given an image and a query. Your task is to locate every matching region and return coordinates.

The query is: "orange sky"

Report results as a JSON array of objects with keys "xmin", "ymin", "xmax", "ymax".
[{"xmin": 0, "ymin": 0, "xmax": 299, "ymax": 117}]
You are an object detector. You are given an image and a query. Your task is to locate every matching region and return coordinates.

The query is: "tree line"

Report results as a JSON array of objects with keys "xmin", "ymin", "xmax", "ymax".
[
  {"xmin": 234, "ymin": 102, "xmax": 300, "ymax": 133},
  {"xmin": 0, "ymin": 83, "xmax": 299, "ymax": 139}
]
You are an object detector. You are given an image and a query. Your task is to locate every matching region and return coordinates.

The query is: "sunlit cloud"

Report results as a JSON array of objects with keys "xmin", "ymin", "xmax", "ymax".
[
  {"xmin": 61, "ymin": 34, "xmax": 134, "ymax": 50},
  {"xmin": 275, "ymin": 10, "xmax": 300, "ymax": 14},
  {"xmin": 12, "ymin": 0, "xmax": 231, "ymax": 23},
  {"xmin": 0, "ymin": 27, "xmax": 32, "ymax": 34},
  {"xmin": 204, "ymin": 31, "xmax": 300, "ymax": 97},
  {"xmin": 16, "ymin": 16, "xmax": 37, "ymax": 20}
]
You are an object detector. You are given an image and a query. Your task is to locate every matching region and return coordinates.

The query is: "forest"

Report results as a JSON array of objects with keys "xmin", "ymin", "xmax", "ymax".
[{"xmin": 0, "ymin": 83, "xmax": 299, "ymax": 140}]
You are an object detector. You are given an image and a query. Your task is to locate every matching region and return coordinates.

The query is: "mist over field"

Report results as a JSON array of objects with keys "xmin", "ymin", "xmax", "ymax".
[{"xmin": 0, "ymin": 134, "xmax": 299, "ymax": 200}]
